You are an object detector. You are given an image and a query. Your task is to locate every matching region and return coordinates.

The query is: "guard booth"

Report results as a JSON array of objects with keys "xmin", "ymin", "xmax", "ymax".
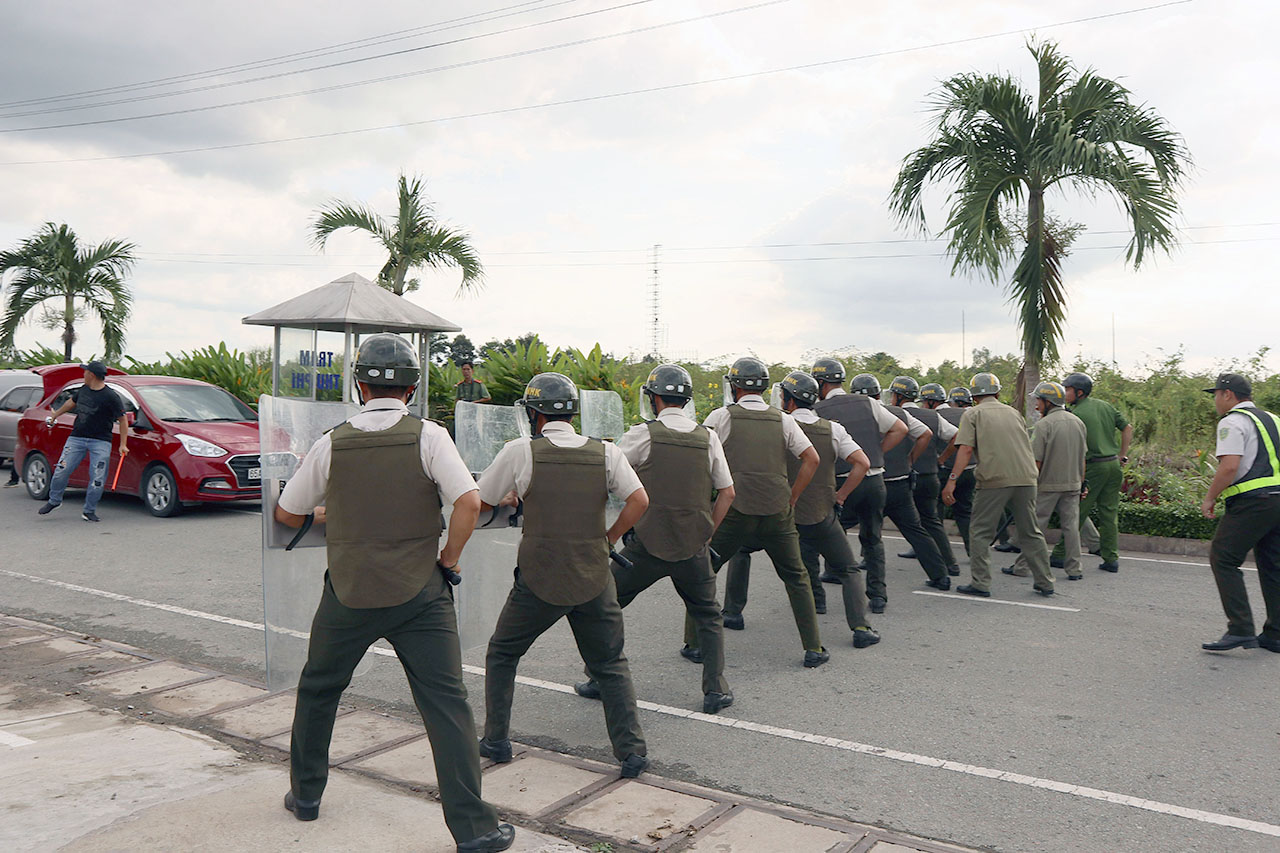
[{"xmin": 242, "ymin": 272, "xmax": 461, "ymax": 691}]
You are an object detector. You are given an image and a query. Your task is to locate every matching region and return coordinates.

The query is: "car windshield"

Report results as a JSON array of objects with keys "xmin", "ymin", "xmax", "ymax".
[{"xmin": 137, "ymin": 384, "xmax": 258, "ymax": 423}]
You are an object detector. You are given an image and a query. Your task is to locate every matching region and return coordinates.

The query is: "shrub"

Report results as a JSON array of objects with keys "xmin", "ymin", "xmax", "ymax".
[
  {"xmin": 124, "ymin": 343, "xmax": 270, "ymax": 407},
  {"xmin": 1117, "ymin": 501, "xmax": 1218, "ymax": 540}
]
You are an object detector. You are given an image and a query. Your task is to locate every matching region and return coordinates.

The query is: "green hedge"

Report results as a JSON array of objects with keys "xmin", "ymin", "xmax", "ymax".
[{"xmin": 1117, "ymin": 501, "xmax": 1218, "ymax": 540}]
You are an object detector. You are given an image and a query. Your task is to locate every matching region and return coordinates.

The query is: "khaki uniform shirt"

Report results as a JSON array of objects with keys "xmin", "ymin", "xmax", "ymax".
[
  {"xmin": 1031, "ymin": 406, "xmax": 1087, "ymax": 492},
  {"xmin": 955, "ymin": 398, "xmax": 1039, "ymax": 489}
]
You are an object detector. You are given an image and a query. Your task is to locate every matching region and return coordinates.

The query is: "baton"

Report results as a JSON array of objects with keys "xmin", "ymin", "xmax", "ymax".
[
  {"xmin": 609, "ymin": 549, "xmax": 633, "ymax": 570},
  {"xmin": 437, "ymin": 560, "xmax": 462, "ymax": 586},
  {"xmin": 110, "ymin": 457, "xmax": 123, "ymax": 491},
  {"xmin": 285, "ymin": 513, "xmax": 314, "ymax": 551},
  {"xmin": 708, "ymin": 547, "xmax": 720, "ymax": 564}
]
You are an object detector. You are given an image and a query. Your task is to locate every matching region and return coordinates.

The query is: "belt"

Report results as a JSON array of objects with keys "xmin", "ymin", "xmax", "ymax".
[{"xmin": 1087, "ymin": 455, "xmax": 1118, "ymax": 463}]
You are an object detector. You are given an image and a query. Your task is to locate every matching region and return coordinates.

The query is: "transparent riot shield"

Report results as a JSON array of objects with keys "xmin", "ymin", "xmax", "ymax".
[
  {"xmin": 454, "ymin": 401, "xmax": 525, "ymax": 476},
  {"xmin": 580, "ymin": 389, "xmax": 625, "ymax": 441},
  {"xmin": 769, "ymin": 382, "xmax": 784, "ymax": 410},
  {"xmin": 259, "ymin": 395, "xmax": 359, "ymax": 692}
]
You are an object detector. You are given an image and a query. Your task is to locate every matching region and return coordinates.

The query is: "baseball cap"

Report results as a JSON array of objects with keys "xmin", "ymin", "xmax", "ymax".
[
  {"xmin": 1202, "ymin": 372, "xmax": 1251, "ymax": 397},
  {"xmin": 79, "ymin": 360, "xmax": 108, "ymax": 378}
]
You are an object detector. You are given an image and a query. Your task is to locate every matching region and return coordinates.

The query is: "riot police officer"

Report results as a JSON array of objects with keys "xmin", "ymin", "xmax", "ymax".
[
  {"xmin": 274, "ymin": 333, "xmax": 514, "ymax": 852},
  {"xmin": 477, "ymin": 373, "xmax": 652, "ymax": 777},
  {"xmin": 895, "ymin": 380, "xmax": 962, "ymax": 577},
  {"xmin": 937, "ymin": 386, "xmax": 977, "ymax": 552}
]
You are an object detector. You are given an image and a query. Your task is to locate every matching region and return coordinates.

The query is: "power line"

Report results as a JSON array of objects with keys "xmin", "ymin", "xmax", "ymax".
[{"xmin": 0, "ymin": 0, "xmax": 1195, "ymax": 166}]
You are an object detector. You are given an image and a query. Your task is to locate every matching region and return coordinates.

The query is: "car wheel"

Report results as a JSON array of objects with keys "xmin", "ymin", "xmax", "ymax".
[
  {"xmin": 142, "ymin": 465, "xmax": 183, "ymax": 518},
  {"xmin": 24, "ymin": 453, "xmax": 51, "ymax": 501}
]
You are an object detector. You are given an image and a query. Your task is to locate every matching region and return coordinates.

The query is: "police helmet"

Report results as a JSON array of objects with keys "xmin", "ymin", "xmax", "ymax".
[
  {"xmin": 520, "ymin": 372, "xmax": 579, "ymax": 416},
  {"xmin": 1062, "ymin": 372, "xmax": 1094, "ymax": 397},
  {"xmin": 850, "ymin": 373, "xmax": 882, "ymax": 397},
  {"xmin": 890, "ymin": 376, "xmax": 920, "ymax": 402},
  {"xmin": 780, "ymin": 371, "xmax": 820, "ymax": 408},
  {"xmin": 1033, "ymin": 381, "xmax": 1067, "ymax": 407},
  {"xmin": 354, "ymin": 333, "xmax": 420, "ymax": 387},
  {"xmin": 919, "ymin": 383, "xmax": 947, "ymax": 403},
  {"xmin": 643, "ymin": 364, "xmax": 694, "ymax": 401},
  {"xmin": 948, "ymin": 386, "xmax": 973, "ymax": 406},
  {"xmin": 969, "ymin": 372, "xmax": 1001, "ymax": 397},
  {"xmin": 810, "ymin": 357, "xmax": 846, "ymax": 386},
  {"xmin": 725, "ymin": 356, "xmax": 770, "ymax": 391}
]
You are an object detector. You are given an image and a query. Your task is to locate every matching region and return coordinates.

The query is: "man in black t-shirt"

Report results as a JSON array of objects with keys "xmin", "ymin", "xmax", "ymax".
[{"xmin": 38, "ymin": 361, "xmax": 129, "ymax": 522}]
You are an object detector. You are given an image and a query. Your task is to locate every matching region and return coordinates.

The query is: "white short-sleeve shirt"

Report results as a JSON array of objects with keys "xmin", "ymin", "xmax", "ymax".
[
  {"xmin": 790, "ymin": 407, "xmax": 862, "ymax": 460},
  {"xmin": 618, "ymin": 407, "xmax": 734, "ymax": 490},
  {"xmin": 1216, "ymin": 402, "xmax": 1262, "ymax": 482},
  {"xmin": 824, "ymin": 388, "xmax": 910, "ymax": 476},
  {"xmin": 477, "ymin": 421, "xmax": 643, "ymax": 504},
  {"xmin": 702, "ymin": 395, "xmax": 814, "ymax": 458},
  {"xmin": 905, "ymin": 400, "xmax": 958, "ymax": 441},
  {"xmin": 277, "ymin": 398, "xmax": 478, "ymax": 515}
]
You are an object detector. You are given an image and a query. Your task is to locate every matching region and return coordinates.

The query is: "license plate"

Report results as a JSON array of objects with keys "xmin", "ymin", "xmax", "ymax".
[{"xmin": 247, "ymin": 467, "xmax": 261, "ymax": 481}]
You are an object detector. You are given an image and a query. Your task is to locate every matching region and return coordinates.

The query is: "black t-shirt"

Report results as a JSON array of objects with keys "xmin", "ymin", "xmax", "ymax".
[{"xmin": 71, "ymin": 385, "xmax": 126, "ymax": 441}]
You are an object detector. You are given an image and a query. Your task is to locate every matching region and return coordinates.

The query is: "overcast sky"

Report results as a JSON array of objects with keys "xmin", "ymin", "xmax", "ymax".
[{"xmin": 1, "ymin": 0, "xmax": 1276, "ymax": 378}]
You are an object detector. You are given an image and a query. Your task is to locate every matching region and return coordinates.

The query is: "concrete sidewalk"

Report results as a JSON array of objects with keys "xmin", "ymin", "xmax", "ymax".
[{"xmin": 0, "ymin": 614, "xmax": 978, "ymax": 853}]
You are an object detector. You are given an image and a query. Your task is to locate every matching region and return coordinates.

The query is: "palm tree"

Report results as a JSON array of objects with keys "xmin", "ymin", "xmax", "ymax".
[
  {"xmin": 889, "ymin": 39, "xmax": 1190, "ymax": 410},
  {"xmin": 0, "ymin": 223, "xmax": 136, "ymax": 362},
  {"xmin": 310, "ymin": 173, "xmax": 483, "ymax": 296}
]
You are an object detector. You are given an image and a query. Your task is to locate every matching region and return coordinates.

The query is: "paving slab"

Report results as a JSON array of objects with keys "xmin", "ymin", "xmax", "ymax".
[
  {"xmin": 688, "ymin": 807, "xmax": 850, "ymax": 852},
  {"xmin": 147, "ymin": 677, "xmax": 267, "ymax": 716},
  {"xmin": 263, "ymin": 709, "xmax": 424, "ymax": 760},
  {"xmin": 0, "ymin": 628, "xmax": 51, "ymax": 647},
  {"xmin": 40, "ymin": 647, "xmax": 142, "ymax": 674},
  {"xmin": 205, "ymin": 691, "xmax": 298, "ymax": 739},
  {"xmin": 0, "ymin": 636, "xmax": 105, "ymax": 667},
  {"xmin": 564, "ymin": 780, "xmax": 716, "ymax": 844},
  {"xmin": 80, "ymin": 661, "xmax": 209, "ymax": 696},
  {"xmin": 0, "ymin": 682, "xmax": 92, "ymax": 725},
  {"xmin": 348, "ymin": 732, "xmax": 439, "ymax": 786},
  {"xmin": 482, "ymin": 755, "xmax": 609, "ymax": 815},
  {"xmin": 2, "ymin": 708, "xmax": 121, "ymax": 741},
  {"xmin": 871, "ymin": 843, "xmax": 929, "ymax": 852}
]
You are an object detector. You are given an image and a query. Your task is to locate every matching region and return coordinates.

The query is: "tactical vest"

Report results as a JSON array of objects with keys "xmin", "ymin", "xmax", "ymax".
[
  {"xmin": 815, "ymin": 393, "xmax": 884, "ymax": 472},
  {"xmin": 721, "ymin": 405, "xmax": 791, "ymax": 516},
  {"xmin": 1221, "ymin": 407, "xmax": 1280, "ymax": 500},
  {"xmin": 789, "ymin": 417, "xmax": 836, "ymax": 525},
  {"xmin": 937, "ymin": 407, "xmax": 977, "ymax": 468},
  {"xmin": 518, "ymin": 437, "xmax": 611, "ymax": 606},
  {"xmin": 882, "ymin": 404, "xmax": 912, "ymax": 479},
  {"xmin": 634, "ymin": 420, "xmax": 714, "ymax": 561},
  {"xmin": 909, "ymin": 406, "xmax": 942, "ymax": 476},
  {"xmin": 326, "ymin": 416, "xmax": 442, "ymax": 609}
]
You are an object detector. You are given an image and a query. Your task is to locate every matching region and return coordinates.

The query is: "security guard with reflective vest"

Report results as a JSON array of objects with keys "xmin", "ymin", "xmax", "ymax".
[
  {"xmin": 477, "ymin": 372, "xmax": 652, "ymax": 778},
  {"xmin": 813, "ymin": 363, "xmax": 909, "ymax": 613},
  {"xmin": 937, "ymin": 386, "xmax": 977, "ymax": 552},
  {"xmin": 274, "ymin": 333, "xmax": 514, "ymax": 853},
  {"xmin": 704, "ymin": 356, "xmax": 830, "ymax": 667},
  {"xmin": 574, "ymin": 364, "xmax": 737, "ymax": 714},
  {"xmin": 1199, "ymin": 373, "xmax": 1280, "ymax": 654},
  {"xmin": 896, "ymin": 380, "xmax": 962, "ymax": 577}
]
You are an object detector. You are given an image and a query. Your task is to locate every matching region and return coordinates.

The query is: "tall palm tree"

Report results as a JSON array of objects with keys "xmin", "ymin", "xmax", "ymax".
[
  {"xmin": 0, "ymin": 223, "xmax": 136, "ymax": 362},
  {"xmin": 310, "ymin": 173, "xmax": 484, "ymax": 296},
  {"xmin": 889, "ymin": 39, "xmax": 1190, "ymax": 410}
]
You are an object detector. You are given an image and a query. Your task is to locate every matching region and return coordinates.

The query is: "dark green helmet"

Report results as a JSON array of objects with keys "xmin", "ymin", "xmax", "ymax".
[
  {"xmin": 948, "ymin": 386, "xmax": 973, "ymax": 406},
  {"xmin": 919, "ymin": 383, "xmax": 947, "ymax": 403},
  {"xmin": 643, "ymin": 363, "xmax": 693, "ymax": 401},
  {"xmin": 969, "ymin": 372, "xmax": 1001, "ymax": 397},
  {"xmin": 725, "ymin": 356, "xmax": 770, "ymax": 391},
  {"xmin": 780, "ymin": 371, "xmax": 820, "ymax": 407},
  {"xmin": 890, "ymin": 375, "xmax": 920, "ymax": 402},
  {"xmin": 1062, "ymin": 372, "xmax": 1093, "ymax": 396},
  {"xmin": 850, "ymin": 373, "xmax": 881, "ymax": 397},
  {"xmin": 1034, "ymin": 381, "xmax": 1067, "ymax": 407},
  {"xmin": 810, "ymin": 357, "xmax": 846, "ymax": 386},
  {"xmin": 520, "ymin": 372, "xmax": 579, "ymax": 415},
  {"xmin": 354, "ymin": 333, "xmax": 420, "ymax": 386}
]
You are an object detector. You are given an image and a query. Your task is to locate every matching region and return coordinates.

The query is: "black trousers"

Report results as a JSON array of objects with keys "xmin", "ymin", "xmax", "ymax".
[
  {"xmin": 1210, "ymin": 493, "xmax": 1280, "ymax": 641},
  {"xmin": 798, "ymin": 511, "xmax": 871, "ymax": 629},
  {"xmin": 939, "ymin": 466, "xmax": 976, "ymax": 553},
  {"xmin": 840, "ymin": 474, "xmax": 887, "ymax": 601},
  {"xmin": 290, "ymin": 575, "xmax": 497, "ymax": 843},
  {"xmin": 912, "ymin": 472, "xmax": 959, "ymax": 571},
  {"xmin": 884, "ymin": 477, "xmax": 948, "ymax": 583}
]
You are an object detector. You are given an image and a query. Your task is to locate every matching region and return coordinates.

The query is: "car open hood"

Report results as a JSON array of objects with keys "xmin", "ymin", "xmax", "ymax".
[{"xmin": 171, "ymin": 421, "xmax": 261, "ymax": 453}]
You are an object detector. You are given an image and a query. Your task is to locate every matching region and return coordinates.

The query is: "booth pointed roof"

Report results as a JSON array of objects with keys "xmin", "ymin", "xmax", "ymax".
[{"xmin": 242, "ymin": 272, "xmax": 461, "ymax": 333}]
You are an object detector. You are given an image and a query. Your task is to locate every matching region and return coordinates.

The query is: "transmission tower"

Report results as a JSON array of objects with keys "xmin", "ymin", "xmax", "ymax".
[{"xmin": 649, "ymin": 244, "xmax": 662, "ymax": 360}]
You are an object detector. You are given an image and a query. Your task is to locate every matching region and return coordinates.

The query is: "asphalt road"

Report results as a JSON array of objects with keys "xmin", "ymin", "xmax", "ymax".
[{"xmin": 2, "ymin": 475, "xmax": 1277, "ymax": 853}]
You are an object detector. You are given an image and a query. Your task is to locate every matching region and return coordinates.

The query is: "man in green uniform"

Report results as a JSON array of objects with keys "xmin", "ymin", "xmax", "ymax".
[
  {"xmin": 1055, "ymin": 372, "xmax": 1131, "ymax": 573},
  {"xmin": 943, "ymin": 372, "xmax": 1054, "ymax": 598},
  {"xmin": 1005, "ymin": 382, "xmax": 1088, "ymax": 581},
  {"xmin": 455, "ymin": 361, "xmax": 491, "ymax": 403},
  {"xmin": 574, "ymin": 364, "xmax": 738, "ymax": 713},
  {"xmin": 1198, "ymin": 373, "xmax": 1280, "ymax": 653},
  {"xmin": 477, "ymin": 373, "xmax": 652, "ymax": 777},
  {"xmin": 274, "ymin": 334, "xmax": 514, "ymax": 853},
  {"xmin": 705, "ymin": 356, "xmax": 829, "ymax": 667}
]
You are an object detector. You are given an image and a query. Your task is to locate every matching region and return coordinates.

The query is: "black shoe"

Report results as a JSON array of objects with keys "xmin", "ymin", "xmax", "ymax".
[
  {"xmin": 1001, "ymin": 566, "xmax": 1029, "ymax": 577},
  {"xmin": 1088, "ymin": 548, "xmax": 1102, "ymax": 556},
  {"xmin": 37, "ymin": 501, "xmax": 60, "ymax": 515},
  {"xmin": 82, "ymin": 510, "xmax": 100, "ymax": 522},
  {"xmin": 1066, "ymin": 574, "xmax": 1083, "ymax": 581},
  {"xmin": 869, "ymin": 597, "xmax": 886, "ymax": 614},
  {"xmin": 955, "ymin": 584, "xmax": 990, "ymax": 598},
  {"xmin": 1258, "ymin": 636, "xmax": 1280, "ymax": 653},
  {"xmin": 620, "ymin": 753, "xmax": 650, "ymax": 778},
  {"xmin": 803, "ymin": 647, "xmax": 830, "ymax": 667},
  {"xmin": 814, "ymin": 601, "xmax": 827, "ymax": 615},
  {"xmin": 1050, "ymin": 557, "xmax": 1065, "ymax": 569},
  {"xmin": 947, "ymin": 565, "xmax": 961, "ymax": 577},
  {"xmin": 478, "ymin": 737, "xmax": 512, "ymax": 764},
  {"xmin": 1201, "ymin": 633, "xmax": 1259, "ymax": 651},
  {"xmin": 702, "ymin": 691, "xmax": 734, "ymax": 714},
  {"xmin": 457, "ymin": 823, "xmax": 516, "ymax": 853},
  {"xmin": 853, "ymin": 628, "xmax": 881, "ymax": 649},
  {"xmin": 898, "ymin": 550, "xmax": 917, "ymax": 560},
  {"xmin": 819, "ymin": 571, "xmax": 842, "ymax": 585},
  {"xmin": 722, "ymin": 612, "xmax": 744, "ymax": 630},
  {"xmin": 574, "ymin": 680, "xmax": 601, "ymax": 700},
  {"xmin": 1099, "ymin": 561, "xmax": 1119, "ymax": 573},
  {"xmin": 284, "ymin": 791, "xmax": 320, "ymax": 821},
  {"xmin": 679, "ymin": 644, "xmax": 703, "ymax": 664},
  {"xmin": 1033, "ymin": 585, "xmax": 1055, "ymax": 597},
  {"xmin": 925, "ymin": 577, "xmax": 951, "ymax": 591},
  {"xmin": 993, "ymin": 543, "xmax": 1020, "ymax": 553}
]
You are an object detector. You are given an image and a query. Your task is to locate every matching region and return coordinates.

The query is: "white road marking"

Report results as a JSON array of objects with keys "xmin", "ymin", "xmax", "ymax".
[
  {"xmin": 912, "ymin": 590, "xmax": 1081, "ymax": 612},
  {"xmin": 4, "ymin": 568, "xmax": 1277, "ymax": 839},
  {"xmin": 879, "ymin": 532, "xmax": 1257, "ymax": 571},
  {"xmin": 0, "ymin": 729, "xmax": 37, "ymax": 747}
]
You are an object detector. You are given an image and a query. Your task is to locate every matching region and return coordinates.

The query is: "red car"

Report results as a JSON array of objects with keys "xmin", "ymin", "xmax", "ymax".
[{"xmin": 16, "ymin": 364, "xmax": 261, "ymax": 517}]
